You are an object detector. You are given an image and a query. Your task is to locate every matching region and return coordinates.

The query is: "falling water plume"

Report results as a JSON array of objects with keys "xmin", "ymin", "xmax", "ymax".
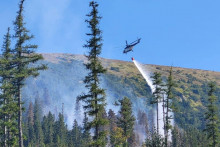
[{"xmin": 132, "ymin": 58, "xmax": 173, "ymax": 141}]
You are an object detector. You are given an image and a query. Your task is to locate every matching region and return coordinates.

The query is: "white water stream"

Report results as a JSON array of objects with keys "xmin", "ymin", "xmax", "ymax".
[{"xmin": 133, "ymin": 59, "xmax": 173, "ymax": 141}]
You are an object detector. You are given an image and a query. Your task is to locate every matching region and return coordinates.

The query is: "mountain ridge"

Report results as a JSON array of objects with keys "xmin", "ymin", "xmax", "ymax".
[
  {"xmin": 21, "ymin": 53, "xmax": 220, "ymax": 130},
  {"xmin": 41, "ymin": 53, "xmax": 220, "ymax": 73}
]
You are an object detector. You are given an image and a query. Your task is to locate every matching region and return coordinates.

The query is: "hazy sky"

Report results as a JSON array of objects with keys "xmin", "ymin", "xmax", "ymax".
[{"xmin": 1, "ymin": 0, "xmax": 220, "ymax": 71}]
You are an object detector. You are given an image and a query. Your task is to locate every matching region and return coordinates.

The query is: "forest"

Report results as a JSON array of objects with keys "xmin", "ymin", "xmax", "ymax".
[{"xmin": 0, "ymin": 0, "xmax": 220, "ymax": 147}]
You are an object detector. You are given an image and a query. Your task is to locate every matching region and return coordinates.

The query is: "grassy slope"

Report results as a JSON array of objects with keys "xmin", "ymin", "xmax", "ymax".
[
  {"xmin": 43, "ymin": 53, "xmax": 220, "ymax": 129},
  {"xmin": 102, "ymin": 57, "xmax": 220, "ymax": 129}
]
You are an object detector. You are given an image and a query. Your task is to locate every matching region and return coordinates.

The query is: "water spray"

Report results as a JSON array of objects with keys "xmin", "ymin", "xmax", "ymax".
[
  {"xmin": 132, "ymin": 57, "xmax": 154, "ymax": 91},
  {"xmin": 132, "ymin": 58, "xmax": 173, "ymax": 141}
]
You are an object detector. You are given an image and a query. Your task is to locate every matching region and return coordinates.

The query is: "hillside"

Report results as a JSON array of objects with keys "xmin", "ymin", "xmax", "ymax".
[{"xmin": 23, "ymin": 53, "xmax": 220, "ymax": 130}]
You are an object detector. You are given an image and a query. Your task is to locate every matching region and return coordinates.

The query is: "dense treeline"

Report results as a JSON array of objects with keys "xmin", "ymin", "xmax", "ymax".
[
  {"xmin": 19, "ymin": 95, "xmax": 217, "ymax": 147},
  {"xmin": 22, "ymin": 97, "xmax": 137, "ymax": 147}
]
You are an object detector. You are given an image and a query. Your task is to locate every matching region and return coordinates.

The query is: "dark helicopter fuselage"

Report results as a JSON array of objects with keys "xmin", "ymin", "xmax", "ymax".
[{"xmin": 123, "ymin": 38, "xmax": 141, "ymax": 54}]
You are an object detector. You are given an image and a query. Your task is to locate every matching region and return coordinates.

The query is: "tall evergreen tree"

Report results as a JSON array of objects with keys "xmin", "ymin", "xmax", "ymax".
[
  {"xmin": 53, "ymin": 113, "xmax": 67, "ymax": 147},
  {"xmin": 13, "ymin": 0, "xmax": 47, "ymax": 146},
  {"xmin": 117, "ymin": 97, "xmax": 135, "ymax": 147},
  {"xmin": 151, "ymin": 72, "xmax": 163, "ymax": 134},
  {"xmin": 42, "ymin": 111, "xmax": 55, "ymax": 146},
  {"xmin": 0, "ymin": 28, "xmax": 11, "ymax": 147},
  {"xmin": 71, "ymin": 119, "xmax": 82, "ymax": 147},
  {"xmin": 77, "ymin": 1, "xmax": 108, "ymax": 146},
  {"xmin": 164, "ymin": 67, "xmax": 175, "ymax": 147},
  {"xmin": 33, "ymin": 99, "xmax": 44, "ymax": 146},
  {"xmin": 204, "ymin": 82, "xmax": 220, "ymax": 147},
  {"xmin": 0, "ymin": 28, "xmax": 18, "ymax": 146}
]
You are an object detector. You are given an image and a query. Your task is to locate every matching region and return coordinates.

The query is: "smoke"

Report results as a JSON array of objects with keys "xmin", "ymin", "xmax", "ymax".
[
  {"xmin": 133, "ymin": 59, "xmax": 174, "ymax": 142},
  {"xmin": 23, "ymin": 0, "xmax": 86, "ymax": 54},
  {"xmin": 23, "ymin": 56, "xmax": 169, "ymax": 145}
]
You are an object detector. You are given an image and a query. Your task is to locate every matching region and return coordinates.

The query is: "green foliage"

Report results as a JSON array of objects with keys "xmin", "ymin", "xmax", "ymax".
[
  {"xmin": 151, "ymin": 72, "xmax": 164, "ymax": 134},
  {"xmin": 0, "ymin": 28, "xmax": 19, "ymax": 147},
  {"xmin": 33, "ymin": 99, "xmax": 44, "ymax": 146},
  {"xmin": 26, "ymin": 102, "xmax": 34, "ymax": 146},
  {"xmin": 110, "ymin": 127, "xmax": 127, "ymax": 147},
  {"xmin": 151, "ymin": 72, "xmax": 163, "ymax": 104},
  {"xmin": 77, "ymin": 1, "xmax": 108, "ymax": 146},
  {"xmin": 1, "ymin": 1, "xmax": 220, "ymax": 146},
  {"xmin": 172, "ymin": 125, "xmax": 208, "ymax": 147},
  {"xmin": 71, "ymin": 119, "xmax": 82, "ymax": 147},
  {"xmin": 145, "ymin": 128, "xmax": 165, "ymax": 147},
  {"xmin": 117, "ymin": 97, "xmax": 135, "ymax": 147},
  {"xmin": 8, "ymin": 0, "xmax": 47, "ymax": 146},
  {"xmin": 42, "ymin": 111, "xmax": 55, "ymax": 146},
  {"xmin": 53, "ymin": 113, "xmax": 68, "ymax": 147},
  {"xmin": 164, "ymin": 67, "xmax": 175, "ymax": 147},
  {"xmin": 204, "ymin": 82, "xmax": 220, "ymax": 147},
  {"xmin": 81, "ymin": 113, "xmax": 92, "ymax": 147},
  {"xmin": 172, "ymin": 75, "xmax": 220, "ymax": 130},
  {"xmin": 13, "ymin": 0, "xmax": 47, "ymax": 83}
]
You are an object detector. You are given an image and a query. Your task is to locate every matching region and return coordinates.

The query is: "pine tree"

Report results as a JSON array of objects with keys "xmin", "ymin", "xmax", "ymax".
[
  {"xmin": 13, "ymin": 0, "xmax": 47, "ymax": 146},
  {"xmin": 82, "ymin": 112, "xmax": 92, "ymax": 147},
  {"xmin": 110, "ymin": 126, "xmax": 126, "ymax": 147},
  {"xmin": 33, "ymin": 99, "xmax": 44, "ymax": 146},
  {"xmin": 27, "ymin": 102, "xmax": 34, "ymax": 146},
  {"xmin": 145, "ymin": 128, "xmax": 165, "ymax": 147},
  {"xmin": 0, "ymin": 28, "xmax": 18, "ymax": 147},
  {"xmin": 54, "ymin": 113, "xmax": 67, "ymax": 147},
  {"xmin": 108, "ymin": 109, "xmax": 117, "ymax": 134},
  {"xmin": 77, "ymin": 1, "xmax": 108, "ymax": 146},
  {"xmin": 164, "ymin": 67, "xmax": 175, "ymax": 147},
  {"xmin": 71, "ymin": 119, "xmax": 82, "ymax": 147},
  {"xmin": 117, "ymin": 97, "xmax": 135, "ymax": 147},
  {"xmin": 204, "ymin": 82, "xmax": 220, "ymax": 147},
  {"xmin": 42, "ymin": 111, "xmax": 55, "ymax": 146},
  {"xmin": 151, "ymin": 72, "xmax": 163, "ymax": 134},
  {"xmin": 0, "ymin": 28, "xmax": 11, "ymax": 147}
]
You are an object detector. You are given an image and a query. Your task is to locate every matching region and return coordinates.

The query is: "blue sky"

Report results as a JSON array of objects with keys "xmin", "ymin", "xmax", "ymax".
[{"xmin": 0, "ymin": 0, "xmax": 220, "ymax": 71}]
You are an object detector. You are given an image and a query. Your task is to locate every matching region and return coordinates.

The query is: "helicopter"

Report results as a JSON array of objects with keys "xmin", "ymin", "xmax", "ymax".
[{"xmin": 123, "ymin": 38, "xmax": 141, "ymax": 54}]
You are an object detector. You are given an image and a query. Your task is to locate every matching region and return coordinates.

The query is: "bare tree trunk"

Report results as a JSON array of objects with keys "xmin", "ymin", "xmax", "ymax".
[
  {"xmin": 18, "ymin": 88, "xmax": 23, "ymax": 147},
  {"xmin": 4, "ymin": 98, "xmax": 7, "ymax": 147},
  {"xmin": 95, "ymin": 93, "xmax": 99, "ymax": 147},
  {"xmin": 164, "ymin": 94, "xmax": 168, "ymax": 147},
  {"xmin": 8, "ymin": 114, "xmax": 11, "ymax": 147},
  {"xmin": 163, "ymin": 94, "xmax": 166, "ymax": 137},
  {"xmin": 166, "ymin": 94, "xmax": 170, "ymax": 147},
  {"xmin": 157, "ymin": 102, "xmax": 159, "ymax": 134}
]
